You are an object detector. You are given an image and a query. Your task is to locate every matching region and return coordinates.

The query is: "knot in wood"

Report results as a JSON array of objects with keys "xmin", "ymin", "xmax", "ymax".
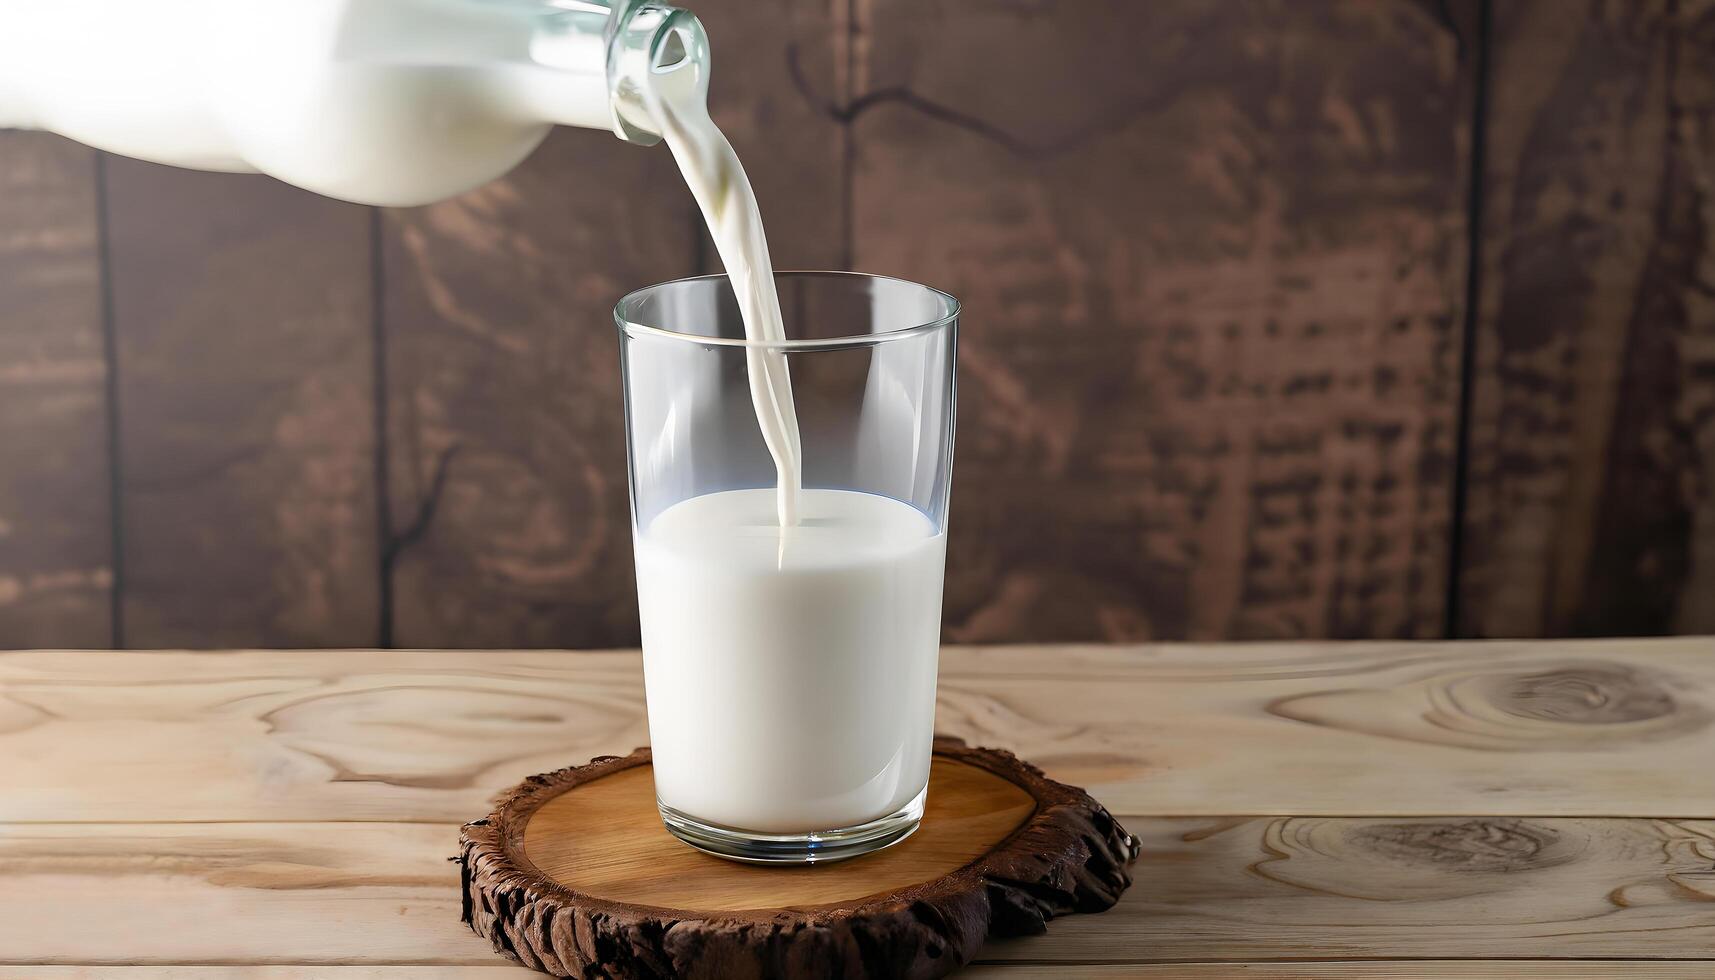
[
  {"xmin": 1350, "ymin": 819, "xmax": 1561, "ymax": 872},
  {"xmin": 1494, "ymin": 666, "xmax": 1675, "ymax": 724}
]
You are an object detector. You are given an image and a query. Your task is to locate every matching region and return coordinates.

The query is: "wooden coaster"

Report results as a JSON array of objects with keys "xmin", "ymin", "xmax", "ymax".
[{"xmin": 459, "ymin": 736, "xmax": 1139, "ymax": 979}]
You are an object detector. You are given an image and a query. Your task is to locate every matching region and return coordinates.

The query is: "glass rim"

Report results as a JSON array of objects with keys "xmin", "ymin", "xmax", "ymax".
[{"xmin": 613, "ymin": 270, "xmax": 960, "ymax": 350}]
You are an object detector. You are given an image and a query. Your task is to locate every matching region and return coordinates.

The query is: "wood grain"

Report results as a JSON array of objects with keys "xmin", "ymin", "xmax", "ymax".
[
  {"xmin": 966, "ymin": 968, "xmax": 1715, "ymax": 979},
  {"xmin": 2, "ymin": 972, "xmax": 537, "ymax": 979},
  {"xmin": 2, "ymin": 639, "xmax": 1710, "ymax": 823},
  {"xmin": 3, "ymin": 817, "xmax": 1709, "ymax": 965},
  {"xmin": 518, "ymin": 757, "xmax": 1035, "ymax": 910},
  {"xmin": 1459, "ymin": 0, "xmax": 1715, "ymax": 637},
  {"xmin": 102, "ymin": 161, "xmax": 377, "ymax": 647},
  {"xmin": 377, "ymin": 127, "xmax": 687, "ymax": 649},
  {"xmin": 4, "ymin": 2, "xmax": 1711, "ymax": 652},
  {"xmin": 983, "ymin": 814, "xmax": 1715, "ymax": 963},
  {"xmin": 5, "ymin": 642, "xmax": 1713, "ymax": 971},
  {"xmin": 462, "ymin": 741, "xmax": 1133, "ymax": 977},
  {"xmin": 8, "ymin": 967, "xmax": 1715, "ymax": 979},
  {"xmin": 0, "ymin": 133, "xmax": 110, "ymax": 648},
  {"xmin": 851, "ymin": 0, "xmax": 1471, "ymax": 642},
  {"xmin": 0, "ymin": 822, "xmax": 485, "ymax": 965},
  {"xmin": 3, "ymin": 972, "xmax": 535, "ymax": 979}
]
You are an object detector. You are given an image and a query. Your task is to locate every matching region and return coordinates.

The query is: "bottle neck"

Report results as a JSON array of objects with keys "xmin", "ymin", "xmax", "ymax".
[
  {"xmin": 505, "ymin": 0, "xmax": 706, "ymax": 143},
  {"xmin": 603, "ymin": 1, "xmax": 709, "ymax": 145}
]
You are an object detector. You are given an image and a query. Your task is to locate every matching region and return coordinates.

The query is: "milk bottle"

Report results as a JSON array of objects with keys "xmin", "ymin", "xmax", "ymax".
[
  {"xmin": 0, "ymin": 0, "xmax": 706, "ymax": 205},
  {"xmin": 0, "ymin": 0, "xmax": 805, "ymax": 522}
]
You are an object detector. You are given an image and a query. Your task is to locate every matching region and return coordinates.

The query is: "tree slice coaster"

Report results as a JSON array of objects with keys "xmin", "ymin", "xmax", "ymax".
[{"xmin": 459, "ymin": 736, "xmax": 1139, "ymax": 979}]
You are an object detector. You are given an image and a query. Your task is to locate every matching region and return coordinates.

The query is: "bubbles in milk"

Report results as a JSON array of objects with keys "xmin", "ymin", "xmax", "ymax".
[{"xmin": 640, "ymin": 63, "xmax": 803, "ymax": 526}]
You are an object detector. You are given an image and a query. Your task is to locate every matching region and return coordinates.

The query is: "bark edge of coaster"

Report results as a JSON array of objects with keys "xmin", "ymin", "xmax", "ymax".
[{"xmin": 459, "ymin": 735, "xmax": 1139, "ymax": 979}]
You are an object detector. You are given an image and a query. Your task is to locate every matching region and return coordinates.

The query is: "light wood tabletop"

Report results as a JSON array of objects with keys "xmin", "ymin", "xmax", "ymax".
[{"xmin": 3, "ymin": 638, "xmax": 1713, "ymax": 977}]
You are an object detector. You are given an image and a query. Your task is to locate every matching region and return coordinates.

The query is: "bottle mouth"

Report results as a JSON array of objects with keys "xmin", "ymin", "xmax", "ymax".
[{"xmin": 605, "ymin": 1, "xmax": 708, "ymax": 145}]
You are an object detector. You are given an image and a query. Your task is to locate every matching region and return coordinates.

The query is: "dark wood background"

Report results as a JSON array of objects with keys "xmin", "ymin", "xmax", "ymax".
[{"xmin": 1, "ymin": 0, "xmax": 1709, "ymax": 650}]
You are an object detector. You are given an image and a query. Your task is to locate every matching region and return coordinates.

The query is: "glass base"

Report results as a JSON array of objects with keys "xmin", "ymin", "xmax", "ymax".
[{"xmin": 658, "ymin": 786, "xmax": 927, "ymax": 865}]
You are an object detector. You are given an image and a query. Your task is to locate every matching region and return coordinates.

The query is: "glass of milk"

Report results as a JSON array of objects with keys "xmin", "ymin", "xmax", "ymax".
[{"xmin": 616, "ymin": 272, "xmax": 958, "ymax": 863}]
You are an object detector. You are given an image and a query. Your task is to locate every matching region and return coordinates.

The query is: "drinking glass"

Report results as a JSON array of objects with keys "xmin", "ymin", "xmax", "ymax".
[{"xmin": 615, "ymin": 271, "xmax": 958, "ymax": 863}]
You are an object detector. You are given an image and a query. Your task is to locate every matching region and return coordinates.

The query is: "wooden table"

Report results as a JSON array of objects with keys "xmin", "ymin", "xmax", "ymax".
[{"xmin": 4, "ymin": 638, "xmax": 1713, "ymax": 977}]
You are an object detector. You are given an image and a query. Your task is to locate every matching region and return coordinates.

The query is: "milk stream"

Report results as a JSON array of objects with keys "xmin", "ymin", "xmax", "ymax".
[{"xmin": 641, "ymin": 68, "xmax": 803, "ymax": 527}]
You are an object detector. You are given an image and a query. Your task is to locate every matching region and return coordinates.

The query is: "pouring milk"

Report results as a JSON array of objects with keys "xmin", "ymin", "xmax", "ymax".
[
  {"xmin": 628, "ymin": 31, "xmax": 943, "ymax": 837},
  {"xmin": 0, "ymin": 0, "xmax": 802, "ymax": 520},
  {"xmin": 2, "ymin": 0, "xmax": 947, "ymax": 846},
  {"xmin": 635, "ymin": 35, "xmax": 803, "ymax": 525}
]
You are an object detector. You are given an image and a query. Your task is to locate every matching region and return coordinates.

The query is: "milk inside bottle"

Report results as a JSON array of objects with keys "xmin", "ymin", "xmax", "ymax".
[{"xmin": 0, "ymin": 0, "xmax": 703, "ymax": 205}]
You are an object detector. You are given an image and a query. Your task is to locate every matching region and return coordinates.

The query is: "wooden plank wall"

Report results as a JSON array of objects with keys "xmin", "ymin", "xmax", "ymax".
[
  {"xmin": 0, "ymin": 0, "xmax": 1708, "ymax": 649},
  {"xmin": 0, "ymin": 135, "xmax": 110, "ymax": 647},
  {"xmin": 102, "ymin": 162, "xmax": 379, "ymax": 648},
  {"xmin": 1459, "ymin": 0, "xmax": 1715, "ymax": 636},
  {"xmin": 851, "ymin": 1, "xmax": 1469, "ymax": 640}
]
